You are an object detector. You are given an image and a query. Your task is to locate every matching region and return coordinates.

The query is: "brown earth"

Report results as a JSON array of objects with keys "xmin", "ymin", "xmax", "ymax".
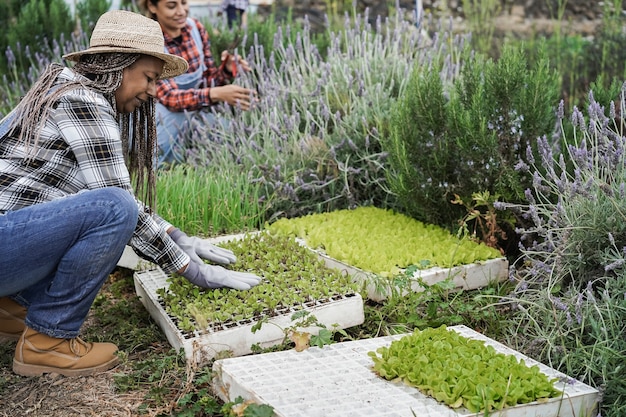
[{"xmin": 0, "ymin": 269, "xmax": 188, "ymax": 417}]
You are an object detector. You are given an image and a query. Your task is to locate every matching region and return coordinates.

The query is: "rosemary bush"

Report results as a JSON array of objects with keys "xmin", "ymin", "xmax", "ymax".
[
  {"xmin": 384, "ymin": 42, "xmax": 560, "ymax": 232},
  {"xmin": 498, "ymin": 86, "xmax": 626, "ymax": 416}
]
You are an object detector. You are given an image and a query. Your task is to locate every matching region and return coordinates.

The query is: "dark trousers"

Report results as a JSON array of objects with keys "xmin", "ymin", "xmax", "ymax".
[{"xmin": 225, "ymin": 5, "xmax": 244, "ymax": 28}]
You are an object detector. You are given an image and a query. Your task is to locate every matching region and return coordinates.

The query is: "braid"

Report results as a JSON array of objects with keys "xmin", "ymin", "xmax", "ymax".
[
  {"xmin": 121, "ymin": 98, "xmax": 158, "ymax": 211},
  {"xmin": 8, "ymin": 53, "xmax": 159, "ymax": 210}
]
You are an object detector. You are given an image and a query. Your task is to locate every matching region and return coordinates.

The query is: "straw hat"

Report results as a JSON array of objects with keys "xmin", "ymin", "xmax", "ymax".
[{"xmin": 63, "ymin": 10, "xmax": 188, "ymax": 79}]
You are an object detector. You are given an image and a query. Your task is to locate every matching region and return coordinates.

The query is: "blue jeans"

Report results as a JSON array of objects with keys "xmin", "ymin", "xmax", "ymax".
[{"xmin": 0, "ymin": 188, "xmax": 138, "ymax": 338}]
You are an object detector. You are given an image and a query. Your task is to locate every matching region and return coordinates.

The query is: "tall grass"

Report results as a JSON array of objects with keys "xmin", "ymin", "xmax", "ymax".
[
  {"xmin": 460, "ymin": 0, "xmax": 500, "ymax": 55},
  {"xmin": 155, "ymin": 165, "xmax": 267, "ymax": 236}
]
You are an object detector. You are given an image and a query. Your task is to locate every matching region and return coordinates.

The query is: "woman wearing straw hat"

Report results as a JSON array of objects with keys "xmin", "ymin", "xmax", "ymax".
[
  {"xmin": 138, "ymin": 0, "xmax": 257, "ymax": 166},
  {"xmin": 0, "ymin": 10, "xmax": 261, "ymax": 377}
]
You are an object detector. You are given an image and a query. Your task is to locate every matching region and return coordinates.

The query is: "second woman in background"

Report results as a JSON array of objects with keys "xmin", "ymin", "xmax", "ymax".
[{"xmin": 139, "ymin": 0, "xmax": 256, "ymax": 166}]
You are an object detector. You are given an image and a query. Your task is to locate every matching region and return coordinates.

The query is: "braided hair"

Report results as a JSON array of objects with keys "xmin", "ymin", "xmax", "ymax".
[{"xmin": 8, "ymin": 53, "xmax": 158, "ymax": 210}]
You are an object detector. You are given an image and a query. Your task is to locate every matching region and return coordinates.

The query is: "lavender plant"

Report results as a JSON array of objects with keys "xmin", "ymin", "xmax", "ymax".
[
  {"xmin": 185, "ymin": 10, "xmax": 439, "ymax": 218},
  {"xmin": 2, "ymin": 0, "xmax": 74, "ymax": 71},
  {"xmin": 498, "ymin": 86, "xmax": 626, "ymax": 416},
  {"xmin": 0, "ymin": 32, "xmax": 89, "ymax": 117}
]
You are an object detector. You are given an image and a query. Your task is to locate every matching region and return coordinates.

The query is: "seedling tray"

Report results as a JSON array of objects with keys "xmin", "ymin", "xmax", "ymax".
[
  {"xmin": 133, "ymin": 266, "xmax": 364, "ymax": 366},
  {"xmin": 310, "ymin": 245, "xmax": 509, "ymax": 302},
  {"xmin": 212, "ymin": 325, "xmax": 599, "ymax": 417}
]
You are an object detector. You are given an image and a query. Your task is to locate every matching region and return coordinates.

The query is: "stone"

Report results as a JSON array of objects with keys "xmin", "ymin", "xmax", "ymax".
[{"xmin": 255, "ymin": 0, "xmax": 611, "ymax": 37}]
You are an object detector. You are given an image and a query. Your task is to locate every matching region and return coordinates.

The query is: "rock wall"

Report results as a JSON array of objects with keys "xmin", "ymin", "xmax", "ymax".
[
  {"xmin": 422, "ymin": 0, "xmax": 611, "ymax": 20},
  {"xmin": 257, "ymin": 0, "xmax": 624, "ymax": 30}
]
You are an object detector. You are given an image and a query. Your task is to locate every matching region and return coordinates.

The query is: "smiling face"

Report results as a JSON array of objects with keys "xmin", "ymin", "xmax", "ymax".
[
  {"xmin": 147, "ymin": 0, "xmax": 189, "ymax": 38},
  {"xmin": 115, "ymin": 55, "xmax": 164, "ymax": 114}
]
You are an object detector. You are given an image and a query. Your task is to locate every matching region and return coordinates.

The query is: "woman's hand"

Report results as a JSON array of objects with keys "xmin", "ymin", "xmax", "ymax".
[
  {"xmin": 210, "ymin": 84, "xmax": 257, "ymax": 110},
  {"xmin": 221, "ymin": 50, "xmax": 251, "ymax": 73}
]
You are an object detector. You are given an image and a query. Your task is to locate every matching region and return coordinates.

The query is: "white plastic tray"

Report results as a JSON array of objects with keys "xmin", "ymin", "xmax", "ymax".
[
  {"xmin": 310, "ymin": 245, "xmax": 509, "ymax": 302},
  {"xmin": 116, "ymin": 245, "xmax": 141, "ymax": 270},
  {"xmin": 134, "ymin": 266, "xmax": 364, "ymax": 366},
  {"xmin": 212, "ymin": 325, "xmax": 599, "ymax": 417}
]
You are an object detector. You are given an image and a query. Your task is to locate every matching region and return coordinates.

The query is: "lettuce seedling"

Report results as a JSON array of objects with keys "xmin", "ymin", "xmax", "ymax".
[{"xmin": 368, "ymin": 326, "xmax": 562, "ymax": 413}]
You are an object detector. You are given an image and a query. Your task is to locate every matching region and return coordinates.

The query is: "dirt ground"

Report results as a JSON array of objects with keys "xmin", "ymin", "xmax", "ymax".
[
  {"xmin": 0, "ymin": 343, "xmax": 190, "ymax": 417},
  {"xmin": 1, "ymin": 370, "xmax": 140, "ymax": 417},
  {"xmin": 0, "ymin": 269, "xmax": 183, "ymax": 417}
]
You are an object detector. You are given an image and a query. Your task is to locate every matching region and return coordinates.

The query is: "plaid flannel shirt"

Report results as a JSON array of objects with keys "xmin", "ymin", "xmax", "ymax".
[
  {"xmin": 156, "ymin": 18, "xmax": 233, "ymax": 111},
  {"xmin": 0, "ymin": 68, "xmax": 189, "ymax": 273}
]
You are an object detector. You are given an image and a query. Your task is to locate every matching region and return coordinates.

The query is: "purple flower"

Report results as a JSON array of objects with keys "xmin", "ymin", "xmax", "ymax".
[
  {"xmin": 514, "ymin": 160, "xmax": 529, "ymax": 172},
  {"xmin": 556, "ymin": 100, "xmax": 565, "ymax": 119},
  {"xmin": 570, "ymin": 106, "xmax": 584, "ymax": 129},
  {"xmin": 493, "ymin": 201, "xmax": 507, "ymax": 210},
  {"xmin": 586, "ymin": 281, "xmax": 596, "ymax": 303},
  {"xmin": 604, "ymin": 259, "xmax": 624, "ymax": 272}
]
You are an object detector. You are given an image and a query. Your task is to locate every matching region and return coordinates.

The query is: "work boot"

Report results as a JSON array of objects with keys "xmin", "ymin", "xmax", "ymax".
[
  {"xmin": 13, "ymin": 327, "xmax": 119, "ymax": 377},
  {"xmin": 0, "ymin": 297, "xmax": 27, "ymax": 342}
]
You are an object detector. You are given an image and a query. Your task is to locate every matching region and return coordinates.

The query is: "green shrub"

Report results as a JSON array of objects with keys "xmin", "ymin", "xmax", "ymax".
[
  {"xmin": 384, "ymin": 43, "xmax": 560, "ymax": 232},
  {"xmin": 76, "ymin": 0, "xmax": 112, "ymax": 35},
  {"xmin": 520, "ymin": 35, "xmax": 589, "ymax": 110},
  {"xmin": 6, "ymin": 0, "xmax": 75, "ymax": 70}
]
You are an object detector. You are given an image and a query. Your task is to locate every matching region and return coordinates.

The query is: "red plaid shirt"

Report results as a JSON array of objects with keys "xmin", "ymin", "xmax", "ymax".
[{"xmin": 156, "ymin": 18, "xmax": 233, "ymax": 111}]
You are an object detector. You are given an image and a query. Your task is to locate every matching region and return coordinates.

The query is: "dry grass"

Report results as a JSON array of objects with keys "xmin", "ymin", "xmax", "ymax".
[
  {"xmin": 1, "ymin": 369, "xmax": 142, "ymax": 417},
  {"xmin": 0, "ymin": 268, "xmax": 187, "ymax": 417}
]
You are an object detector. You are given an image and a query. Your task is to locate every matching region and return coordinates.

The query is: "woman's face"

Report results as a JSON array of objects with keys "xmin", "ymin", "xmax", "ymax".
[
  {"xmin": 148, "ymin": 0, "xmax": 189, "ymax": 37},
  {"xmin": 115, "ymin": 55, "xmax": 164, "ymax": 114}
]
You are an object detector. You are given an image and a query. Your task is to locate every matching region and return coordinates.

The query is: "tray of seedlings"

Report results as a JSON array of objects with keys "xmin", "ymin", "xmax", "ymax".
[
  {"xmin": 267, "ymin": 206, "xmax": 509, "ymax": 301},
  {"xmin": 212, "ymin": 325, "xmax": 599, "ymax": 417},
  {"xmin": 134, "ymin": 232, "xmax": 364, "ymax": 365}
]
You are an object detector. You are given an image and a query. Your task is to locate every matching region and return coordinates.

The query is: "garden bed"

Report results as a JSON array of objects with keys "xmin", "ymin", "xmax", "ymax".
[{"xmin": 211, "ymin": 325, "xmax": 599, "ymax": 417}]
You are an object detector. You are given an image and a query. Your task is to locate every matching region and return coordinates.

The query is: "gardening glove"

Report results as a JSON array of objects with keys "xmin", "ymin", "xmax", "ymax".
[
  {"xmin": 169, "ymin": 228, "xmax": 236, "ymax": 265},
  {"xmin": 181, "ymin": 261, "xmax": 262, "ymax": 290}
]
